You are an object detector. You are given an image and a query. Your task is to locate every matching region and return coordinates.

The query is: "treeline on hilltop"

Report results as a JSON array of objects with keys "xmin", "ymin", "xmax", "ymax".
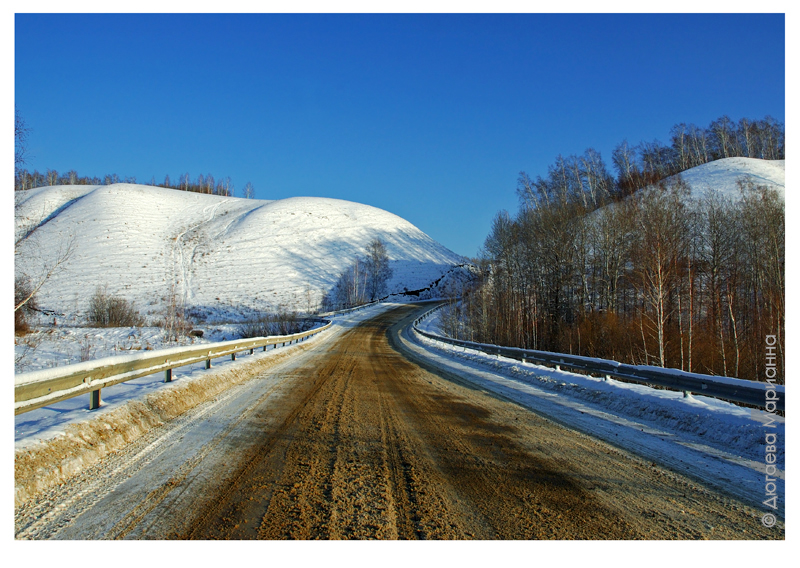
[
  {"xmin": 518, "ymin": 114, "xmax": 784, "ymax": 209},
  {"xmin": 14, "ymin": 169, "xmax": 256, "ymax": 199},
  {"xmin": 442, "ymin": 114, "xmax": 784, "ymax": 383}
]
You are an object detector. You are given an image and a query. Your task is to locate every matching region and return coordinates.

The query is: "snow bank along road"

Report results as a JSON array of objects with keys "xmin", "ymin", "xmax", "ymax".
[{"xmin": 15, "ymin": 305, "xmax": 780, "ymax": 539}]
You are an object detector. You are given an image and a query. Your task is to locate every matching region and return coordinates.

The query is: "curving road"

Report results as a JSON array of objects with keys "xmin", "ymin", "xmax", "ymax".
[{"xmin": 15, "ymin": 304, "xmax": 779, "ymax": 539}]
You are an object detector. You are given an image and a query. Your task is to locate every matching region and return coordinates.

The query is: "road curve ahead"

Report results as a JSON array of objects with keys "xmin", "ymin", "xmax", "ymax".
[{"xmin": 16, "ymin": 305, "xmax": 779, "ymax": 539}]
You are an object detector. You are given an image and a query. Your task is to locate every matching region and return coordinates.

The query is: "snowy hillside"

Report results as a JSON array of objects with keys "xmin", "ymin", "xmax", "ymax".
[
  {"xmin": 585, "ymin": 158, "xmax": 785, "ymax": 229},
  {"xmin": 15, "ymin": 185, "xmax": 466, "ymax": 321},
  {"xmin": 675, "ymin": 157, "xmax": 784, "ymax": 200}
]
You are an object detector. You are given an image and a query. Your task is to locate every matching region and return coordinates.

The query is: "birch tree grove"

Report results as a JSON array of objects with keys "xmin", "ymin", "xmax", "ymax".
[
  {"xmin": 449, "ymin": 114, "xmax": 784, "ymax": 383},
  {"xmin": 455, "ymin": 178, "xmax": 783, "ymax": 382},
  {"xmin": 322, "ymin": 238, "xmax": 393, "ymax": 311}
]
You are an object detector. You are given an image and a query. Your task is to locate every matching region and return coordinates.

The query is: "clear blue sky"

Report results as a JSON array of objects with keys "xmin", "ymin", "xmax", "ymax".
[{"xmin": 15, "ymin": 13, "xmax": 785, "ymax": 257}]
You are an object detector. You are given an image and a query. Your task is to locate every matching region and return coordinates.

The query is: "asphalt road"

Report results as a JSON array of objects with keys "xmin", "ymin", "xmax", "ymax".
[{"xmin": 14, "ymin": 304, "xmax": 780, "ymax": 539}]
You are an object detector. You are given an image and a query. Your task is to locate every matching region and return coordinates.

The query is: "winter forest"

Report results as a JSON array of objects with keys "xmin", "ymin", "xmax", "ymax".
[{"xmin": 440, "ymin": 115, "xmax": 785, "ymax": 383}]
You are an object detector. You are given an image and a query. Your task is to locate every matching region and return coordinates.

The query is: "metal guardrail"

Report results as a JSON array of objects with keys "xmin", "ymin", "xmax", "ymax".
[
  {"xmin": 317, "ymin": 300, "xmax": 380, "ymax": 318},
  {"xmin": 14, "ymin": 321, "xmax": 332, "ymax": 415},
  {"xmin": 412, "ymin": 305, "xmax": 784, "ymax": 411}
]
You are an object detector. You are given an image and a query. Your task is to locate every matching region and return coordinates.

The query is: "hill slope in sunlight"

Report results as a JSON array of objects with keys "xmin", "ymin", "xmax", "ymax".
[{"xmin": 15, "ymin": 185, "xmax": 465, "ymax": 321}]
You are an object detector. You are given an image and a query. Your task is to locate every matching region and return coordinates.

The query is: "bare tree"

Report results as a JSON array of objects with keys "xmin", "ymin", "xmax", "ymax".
[
  {"xmin": 324, "ymin": 238, "xmax": 394, "ymax": 310},
  {"xmin": 670, "ymin": 123, "xmax": 692, "ymax": 171},
  {"xmin": 612, "ymin": 140, "xmax": 640, "ymax": 196},
  {"xmin": 364, "ymin": 238, "xmax": 393, "ymax": 301},
  {"xmin": 162, "ymin": 283, "xmax": 192, "ymax": 342},
  {"xmin": 698, "ymin": 189, "xmax": 737, "ymax": 375},
  {"xmin": 709, "ymin": 115, "xmax": 736, "ymax": 159},
  {"xmin": 579, "ymin": 148, "xmax": 613, "ymax": 207},
  {"xmin": 687, "ymin": 123, "xmax": 710, "ymax": 166},
  {"xmin": 243, "ymin": 181, "xmax": 255, "ymax": 199},
  {"xmin": 15, "ymin": 106, "xmax": 30, "ymax": 180},
  {"xmin": 631, "ymin": 180, "xmax": 689, "ymax": 366},
  {"xmin": 223, "ymin": 176, "xmax": 234, "ymax": 197},
  {"xmin": 14, "ymin": 235, "xmax": 75, "ymax": 315},
  {"xmin": 447, "ymin": 114, "xmax": 784, "ymax": 379},
  {"xmin": 14, "ymin": 184, "xmax": 77, "ymax": 325},
  {"xmin": 594, "ymin": 198, "xmax": 635, "ymax": 313},
  {"xmin": 324, "ymin": 257, "xmax": 368, "ymax": 310}
]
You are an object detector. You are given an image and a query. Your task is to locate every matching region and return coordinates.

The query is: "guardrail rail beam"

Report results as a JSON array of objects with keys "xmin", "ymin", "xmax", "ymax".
[
  {"xmin": 15, "ymin": 320, "xmax": 333, "ymax": 415},
  {"xmin": 412, "ymin": 304, "xmax": 784, "ymax": 411}
]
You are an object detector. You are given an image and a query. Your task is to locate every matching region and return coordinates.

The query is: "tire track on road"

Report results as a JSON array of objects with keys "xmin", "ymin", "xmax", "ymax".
[{"xmin": 18, "ymin": 305, "xmax": 784, "ymax": 540}]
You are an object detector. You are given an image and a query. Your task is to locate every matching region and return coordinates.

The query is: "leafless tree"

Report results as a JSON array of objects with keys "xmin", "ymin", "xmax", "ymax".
[
  {"xmin": 14, "ymin": 187, "xmax": 77, "ymax": 330},
  {"xmin": 445, "ymin": 115, "xmax": 784, "ymax": 380},
  {"xmin": 14, "ymin": 239, "xmax": 75, "ymax": 311},
  {"xmin": 243, "ymin": 181, "xmax": 255, "ymax": 199},
  {"xmin": 709, "ymin": 115, "xmax": 737, "ymax": 159},
  {"xmin": 631, "ymin": 181, "xmax": 689, "ymax": 366},
  {"xmin": 161, "ymin": 283, "xmax": 192, "ymax": 342},
  {"xmin": 364, "ymin": 238, "xmax": 393, "ymax": 301},
  {"xmin": 15, "ymin": 107, "xmax": 30, "ymax": 180}
]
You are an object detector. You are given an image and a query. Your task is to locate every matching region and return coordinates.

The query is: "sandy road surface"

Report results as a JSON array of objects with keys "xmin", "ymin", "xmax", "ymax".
[{"xmin": 15, "ymin": 305, "xmax": 780, "ymax": 539}]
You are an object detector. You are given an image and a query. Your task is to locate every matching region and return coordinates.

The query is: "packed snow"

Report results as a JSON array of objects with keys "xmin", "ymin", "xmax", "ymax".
[
  {"xmin": 416, "ymin": 308, "xmax": 784, "ymax": 468},
  {"xmin": 14, "ymin": 303, "xmax": 391, "ymax": 450},
  {"xmin": 412, "ymin": 307, "xmax": 784, "ymax": 516}
]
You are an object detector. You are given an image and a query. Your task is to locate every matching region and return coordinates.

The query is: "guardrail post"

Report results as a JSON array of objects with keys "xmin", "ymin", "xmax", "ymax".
[
  {"xmin": 604, "ymin": 374, "xmax": 611, "ymax": 382},
  {"xmin": 683, "ymin": 390, "xmax": 690, "ymax": 398},
  {"xmin": 164, "ymin": 368, "xmax": 172, "ymax": 383},
  {"xmin": 250, "ymin": 348, "xmax": 254, "ymax": 355},
  {"xmin": 263, "ymin": 345, "xmax": 267, "ymax": 351},
  {"xmin": 206, "ymin": 359, "xmax": 211, "ymax": 369},
  {"xmin": 89, "ymin": 389, "xmax": 101, "ymax": 410},
  {"xmin": 231, "ymin": 353, "xmax": 236, "ymax": 361}
]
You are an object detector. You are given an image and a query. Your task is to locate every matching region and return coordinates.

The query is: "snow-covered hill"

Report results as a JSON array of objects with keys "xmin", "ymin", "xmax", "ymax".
[
  {"xmin": 675, "ymin": 157, "xmax": 784, "ymax": 200},
  {"xmin": 586, "ymin": 158, "xmax": 785, "ymax": 227},
  {"xmin": 15, "ymin": 185, "xmax": 466, "ymax": 322}
]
